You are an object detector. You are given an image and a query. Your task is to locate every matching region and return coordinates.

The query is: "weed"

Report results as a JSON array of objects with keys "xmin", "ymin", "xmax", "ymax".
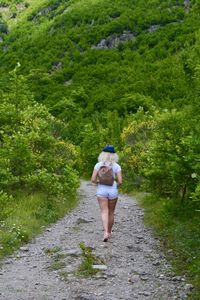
[
  {"xmin": 44, "ymin": 246, "xmax": 61, "ymax": 255},
  {"xmin": 72, "ymin": 225, "xmax": 81, "ymax": 232},
  {"xmin": 76, "ymin": 242, "xmax": 105, "ymax": 277},
  {"xmin": 48, "ymin": 260, "xmax": 66, "ymax": 271},
  {"xmin": 58, "ymin": 271, "xmax": 73, "ymax": 281}
]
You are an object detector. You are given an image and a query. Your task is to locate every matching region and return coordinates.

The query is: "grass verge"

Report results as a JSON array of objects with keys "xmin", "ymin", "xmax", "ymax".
[
  {"xmin": 0, "ymin": 191, "xmax": 78, "ymax": 259},
  {"xmin": 139, "ymin": 194, "xmax": 200, "ymax": 300}
]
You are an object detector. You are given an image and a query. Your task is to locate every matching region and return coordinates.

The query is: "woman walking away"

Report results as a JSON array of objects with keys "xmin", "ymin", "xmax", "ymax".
[{"xmin": 91, "ymin": 145, "xmax": 122, "ymax": 242}]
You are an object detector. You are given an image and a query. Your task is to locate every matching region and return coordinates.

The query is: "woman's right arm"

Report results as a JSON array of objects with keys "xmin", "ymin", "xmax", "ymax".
[{"xmin": 91, "ymin": 168, "xmax": 98, "ymax": 184}]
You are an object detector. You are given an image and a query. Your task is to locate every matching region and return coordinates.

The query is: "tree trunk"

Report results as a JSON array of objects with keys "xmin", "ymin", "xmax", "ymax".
[{"xmin": 184, "ymin": 0, "xmax": 190, "ymax": 14}]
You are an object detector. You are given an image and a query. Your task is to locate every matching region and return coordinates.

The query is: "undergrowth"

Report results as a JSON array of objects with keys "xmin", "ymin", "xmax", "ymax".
[
  {"xmin": 0, "ymin": 191, "xmax": 78, "ymax": 259},
  {"xmin": 139, "ymin": 194, "xmax": 200, "ymax": 300}
]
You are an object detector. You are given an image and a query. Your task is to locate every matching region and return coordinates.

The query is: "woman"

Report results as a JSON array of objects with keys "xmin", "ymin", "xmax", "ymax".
[{"xmin": 91, "ymin": 145, "xmax": 122, "ymax": 242}]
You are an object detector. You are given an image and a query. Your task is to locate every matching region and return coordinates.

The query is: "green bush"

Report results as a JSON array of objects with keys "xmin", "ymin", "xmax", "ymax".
[
  {"xmin": 122, "ymin": 105, "xmax": 200, "ymax": 211},
  {"xmin": 0, "ymin": 65, "xmax": 80, "ymax": 258},
  {"xmin": 142, "ymin": 108, "xmax": 200, "ymax": 205}
]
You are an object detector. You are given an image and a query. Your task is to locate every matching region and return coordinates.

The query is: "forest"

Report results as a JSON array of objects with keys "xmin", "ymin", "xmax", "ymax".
[{"xmin": 0, "ymin": 0, "xmax": 200, "ymax": 298}]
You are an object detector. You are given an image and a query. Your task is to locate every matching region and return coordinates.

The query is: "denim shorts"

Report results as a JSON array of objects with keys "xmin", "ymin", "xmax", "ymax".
[{"xmin": 96, "ymin": 181, "xmax": 118, "ymax": 200}]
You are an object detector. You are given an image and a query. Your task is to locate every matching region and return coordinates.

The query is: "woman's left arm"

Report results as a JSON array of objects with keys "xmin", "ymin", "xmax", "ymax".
[{"xmin": 116, "ymin": 171, "xmax": 122, "ymax": 187}]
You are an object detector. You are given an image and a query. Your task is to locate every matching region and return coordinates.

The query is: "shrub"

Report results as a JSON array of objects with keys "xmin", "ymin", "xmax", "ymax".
[{"xmin": 0, "ymin": 65, "xmax": 80, "ymax": 198}]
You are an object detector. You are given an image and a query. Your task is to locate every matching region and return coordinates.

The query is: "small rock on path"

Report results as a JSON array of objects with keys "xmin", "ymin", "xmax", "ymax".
[{"xmin": 0, "ymin": 181, "xmax": 191, "ymax": 299}]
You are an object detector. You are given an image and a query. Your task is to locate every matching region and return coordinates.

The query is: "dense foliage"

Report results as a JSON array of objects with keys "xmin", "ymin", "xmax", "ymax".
[
  {"xmin": 0, "ymin": 64, "xmax": 79, "ymax": 256},
  {"xmin": 0, "ymin": 0, "xmax": 200, "ymax": 295},
  {"xmin": 0, "ymin": 64, "xmax": 79, "ymax": 198},
  {"xmin": 121, "ymin": 105, "xmax": 200, "ymax": 213}
]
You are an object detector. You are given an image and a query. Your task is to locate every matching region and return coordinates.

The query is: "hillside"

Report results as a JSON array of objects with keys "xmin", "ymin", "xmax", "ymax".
[
  {"xmin": 1, "ymin": 0, "xmax": 200, "ymax": 166},
  {"xmin": 0, "ymin": 1, "xmax": 198, "ymax": 114},
  {"xmin": 0, "ymin": 0, "xmax": 200, "ymax": 298}
]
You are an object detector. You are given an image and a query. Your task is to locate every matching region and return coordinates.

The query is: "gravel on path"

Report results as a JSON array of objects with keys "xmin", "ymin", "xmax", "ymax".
[{"xmin": 0, "ymin": 181, "xmax": 192, "ymax": 300}]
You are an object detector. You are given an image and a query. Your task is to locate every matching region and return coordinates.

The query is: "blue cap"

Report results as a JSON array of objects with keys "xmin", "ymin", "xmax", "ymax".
[{"xmin": 102, "ymin": 145, "xmax": 115, "ymax": 153}]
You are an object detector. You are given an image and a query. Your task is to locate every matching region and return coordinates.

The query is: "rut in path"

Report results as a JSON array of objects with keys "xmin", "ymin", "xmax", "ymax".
[{"xmin": 0, "ymin": 181, "xmax": 192, "ymax": 300}]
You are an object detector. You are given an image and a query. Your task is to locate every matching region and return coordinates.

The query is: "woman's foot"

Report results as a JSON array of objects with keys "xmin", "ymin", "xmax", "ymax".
[{"xmin": 103, "ymin": 232, "xmax": 110, "ymax": 242}]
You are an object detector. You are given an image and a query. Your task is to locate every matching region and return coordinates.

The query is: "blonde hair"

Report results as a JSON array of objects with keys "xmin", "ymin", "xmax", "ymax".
[{"xmin": 98, "ymin": 152, "xmax": 119, "ymax": 164}]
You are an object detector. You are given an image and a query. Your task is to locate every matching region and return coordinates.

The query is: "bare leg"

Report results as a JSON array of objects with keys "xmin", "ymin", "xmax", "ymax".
[
  {"xmin": 108, "ymin": 198, "xmax": 118, "ymax": 235},
  {"xmin": 98, "ymin": 197, "xmax": 109, "ymax": 240}
]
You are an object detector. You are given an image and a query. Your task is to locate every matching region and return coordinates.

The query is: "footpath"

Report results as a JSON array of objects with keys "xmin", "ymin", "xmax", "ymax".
[{"xmin": 0, "ymin": 181, "xmax": 192, "ymax": 300}]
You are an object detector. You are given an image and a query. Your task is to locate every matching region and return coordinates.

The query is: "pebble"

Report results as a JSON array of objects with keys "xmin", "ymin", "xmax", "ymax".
[
  {"xmin": 76, "ymin": 218, "xmax": 92, "ymax": 224},
  {"xmin": 172, "ymin": 276, "xmax": 183, "ymax": 281},
  {"xmin": 94, "ymin": 275, "xmax": 107, "ymax": 279},
  {"xmin": 65, "ymin": 249, "xmax": 82, "ymax": 257},
  {"xmin": 92, "ymin": 265, "xmax": 107, "ymax": 270},
  {"xmin": 153, "ymin": 260, "xmax": 160, "ymax": 266},
  {"xmin": 122, "ymin": 206, "xmax": 129, "ymax": 209},
  {"xmin": 5, "ymin": 260, "xmax": 12, "ymax": 264},
  {"xmin": 136, "ymin": 235, "xmax": 144, "ymax": 239},
  {"xmin": 138, "ymin": 291, "xmax": 151, "ymax": 296},
  {"xmin": 128, "ymin": 275, "xmax": 140, "ymax": 282},
  {"xmin": 127, "ymin": 245, "xmax": 134, "ymax": 250},
  {"xmin": 141, "ymin": 276, "xmax": 149, "ymax": 281},
  {"xmin": 184, "ymin": 284, "xmax": 194, "ymax": 290}
]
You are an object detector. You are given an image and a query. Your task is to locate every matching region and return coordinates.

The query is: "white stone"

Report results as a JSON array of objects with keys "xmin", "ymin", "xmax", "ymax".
[{"xmin": 92, "ymin": 265, "xmax": 107, "ymax": 270}]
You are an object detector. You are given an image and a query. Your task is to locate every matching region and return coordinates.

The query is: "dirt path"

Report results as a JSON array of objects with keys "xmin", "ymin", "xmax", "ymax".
[{"xmin": 0, "ymin": 181, "xmax": 192, "ymax": 300}]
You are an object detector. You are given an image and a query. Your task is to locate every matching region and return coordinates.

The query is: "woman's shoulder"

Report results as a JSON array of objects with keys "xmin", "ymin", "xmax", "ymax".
[
  {"xmin": 113, "ymin": 162, "xmax": 121, "ymax": 167},
  {"xmin": 112, "ymin": 162, "xmax": 121, "ymax": 172},
  {"xmin": 94, "ymin": 162, "xmax": 103, "ymax": 170}
]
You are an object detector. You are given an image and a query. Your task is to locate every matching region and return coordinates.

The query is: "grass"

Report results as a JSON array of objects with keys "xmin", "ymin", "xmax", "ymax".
[
  {"xmin": 45, "ymin": 246, "xmax": 67, "ymax": 271},
  {"xmin": 0, "ymin": 190, "xmax": 78, "ymax": 259},
  {"xmin": 48, "ymin": 259, "xmax": 66, "ymax": 271},
  {"xmin": 46, "ymin": 241, "xmax": 105, "ymax": 279},
  {"xmin": 44, "ymin": 246, "xmax": 61, "ymax": 255},
  {"xmin": 139, "ymin": 194, "xmax": 200, "ymax": 300},
  {"xmin": 76, "ymin": 241, "xmax": 105, "ymax": 277}
]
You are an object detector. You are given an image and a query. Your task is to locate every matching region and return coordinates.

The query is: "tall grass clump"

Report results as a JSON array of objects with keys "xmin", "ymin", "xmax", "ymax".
[{"xmin": 0, "ymin": 191, "xmax": 78, "ymax": 258}]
